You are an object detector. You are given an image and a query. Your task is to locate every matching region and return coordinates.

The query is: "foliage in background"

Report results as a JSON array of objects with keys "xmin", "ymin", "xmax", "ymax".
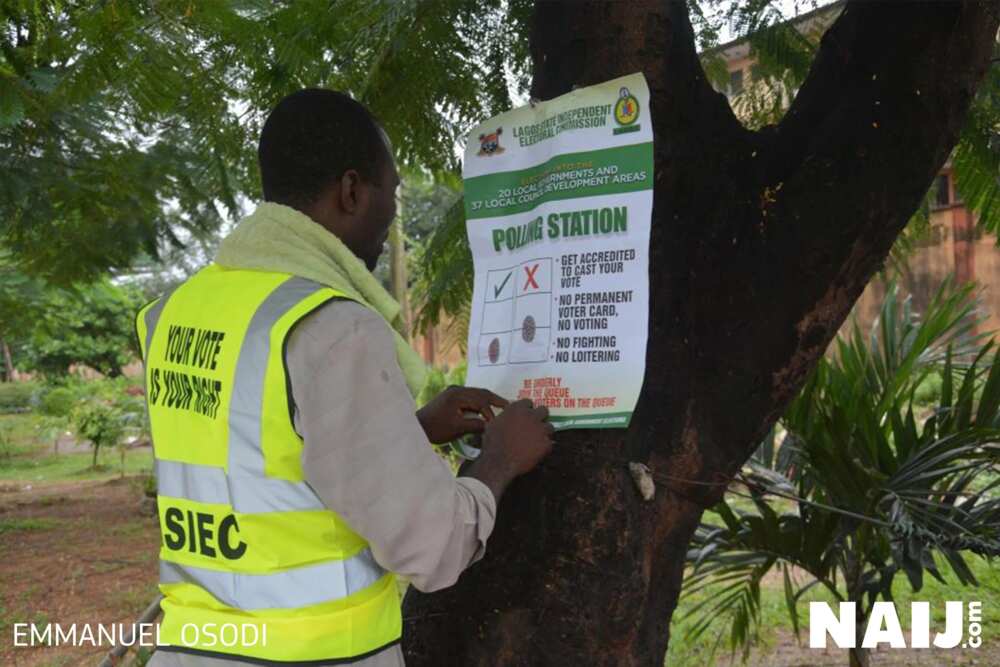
[
  {"xmin": 372, "ymin": 171, "xmax": 462, "ymax": 292},
  {"xmin": 417, "ymin": 360, "xmax": 468, "ymax": 408},
  {"xmin": 39, "ymin": 386, "xmax": 75, "ymax": 418},
  {"xmin": 0, "ymin": 256, "xmax": 46, "ymax": 378},
  {"xmin": 410, "ymin": 184, "xmax": 472, "ymax": 348},
  {"xmin": 5, "ymin": 0, "xmax": 990, "ymax": 343},
  {"xmin": 684, "ymin": 282, "xmax": 1000, "ymax": 666},
  {"xmin": 73, "ymin": 399, "xmax": 126, "ymax": 470},
  {"xmin": 0, "ymin": 1, "xmax": 249, "ymax": 283},
  {"xmin": 0, "ymin": 0, "xmax": 532, "ymax": 284},
  {"xmin": 36, "ymin": 385, "xmax": 75, "ymax": 450},
  {"xmin": 0, "ymin": 375, "xmax": 149, "ymax": 478},
  {"xmin": 18, "ymin": 279, "xmax": 144, "ymax": 378},
  {"xmin": 0, "ymin": 380, "xmax": 37, "ymax": 412},
  {"xmin": 953, "ymin": 46, "xmax": 1000, "ymax": 238}
]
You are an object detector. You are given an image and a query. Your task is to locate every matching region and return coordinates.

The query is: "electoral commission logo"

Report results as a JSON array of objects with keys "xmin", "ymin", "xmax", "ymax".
[
  {"xmin": 613, "ymin": 86, "xmax": 640, "ymax": 135},
  {"xmin": 810, "ymin": 600, "xmax": 984, "ymax": 650}
]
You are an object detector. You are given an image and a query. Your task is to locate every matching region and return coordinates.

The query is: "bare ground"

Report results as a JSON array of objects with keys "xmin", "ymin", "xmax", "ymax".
[{"xmin": 0, "ymin": 477, "xmax": 160, "ymax": 667}]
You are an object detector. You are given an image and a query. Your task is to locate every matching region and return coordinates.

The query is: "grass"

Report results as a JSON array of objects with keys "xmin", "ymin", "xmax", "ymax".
[
  {"xmin": 0, "ymin": 447, "xmax": 153, "ymax": 483},
  {"xmin": 0, "ymin": 413, "xmax": 44, "ymax": 461},
  {"xmin": 109, "ymin": 582, "xmax": 161, "ymax": 618},
  {"xmin": 0, "ymin": 517, "xmax": 60, "ymax": 535},
  {"xmin": 0, "ymin": 412, "xmax": 152, "ymax": 484},
  {"xmin": 665, "ymin": 552, "xmax": 1000, "ymax": 666}
]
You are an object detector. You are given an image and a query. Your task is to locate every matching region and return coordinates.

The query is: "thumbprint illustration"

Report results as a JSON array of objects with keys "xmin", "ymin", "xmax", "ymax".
[
  {"xmin": 488, "ymin": 337, "xmax": 500, "ymax": 364},
  {"xmin": 522, "ymin": 315, "xmax": 536, "ymax": 343}
]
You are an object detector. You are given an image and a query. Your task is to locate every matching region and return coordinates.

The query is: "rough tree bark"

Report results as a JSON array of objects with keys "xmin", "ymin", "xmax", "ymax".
[{"xmin": 403, "ymin": 2, "xmax": 999, "ymax": 664}]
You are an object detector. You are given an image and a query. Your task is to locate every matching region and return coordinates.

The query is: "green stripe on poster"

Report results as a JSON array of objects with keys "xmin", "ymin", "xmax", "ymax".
[
  {"xmin": 549, "ymin": 412, "xmax": 633, "ymax": 430},
  {"xmin": 465, "ymin": 143, "xmax": 653, "ymax": 220}
]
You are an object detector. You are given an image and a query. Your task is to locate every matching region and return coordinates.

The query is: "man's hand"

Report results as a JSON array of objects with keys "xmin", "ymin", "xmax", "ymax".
[
  {"xmin": 416, "ymin": 385, "xmax": 508, "ymax": 444},
  {"xmin": 461, "ymin": 399, "xmax": 555, "ymax": 502}
]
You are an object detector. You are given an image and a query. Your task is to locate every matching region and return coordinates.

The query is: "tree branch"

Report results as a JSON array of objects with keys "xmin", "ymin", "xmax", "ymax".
[
  {"xmin": 528, "ymin": 0, "xmax": 738, "ymax": 143},
  {"xmin": 748, "ymin": 0, "xmax": 1000, "ymax": 411},
  {"xmin": 646, "ymin": 2, "xmax": 1000, "ymax": 484}
]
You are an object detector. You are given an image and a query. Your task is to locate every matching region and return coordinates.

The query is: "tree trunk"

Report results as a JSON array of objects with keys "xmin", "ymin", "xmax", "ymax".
[
  {"xmin": 1, "ymin": 338, "xmax": 14, "ymax": 382},
  {"xmin": 390, "ymin": 217, "xmax": 409, "ymax": 339},
  {"xmin": 849, "ymin": 639, "xmax": 870, "ymax": 667},
  {"xmin": 845, "ymin": 558, "xmax": 870, "ymax": 667},
  {"xmin": 403, "ymin": 2, "xmax": 999, "ymax": 664}
]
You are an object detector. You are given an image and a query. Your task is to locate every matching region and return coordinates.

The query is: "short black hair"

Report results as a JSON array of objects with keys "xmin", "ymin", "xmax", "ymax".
[{"xmin": 258, "ymin": 88, "xmax": 387, "ymax": 209}]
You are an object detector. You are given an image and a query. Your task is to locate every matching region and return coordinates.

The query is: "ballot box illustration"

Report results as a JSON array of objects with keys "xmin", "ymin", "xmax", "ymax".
[{"xmin": 477, "ymin": 258, "xmax": 552, "ymax": 366}]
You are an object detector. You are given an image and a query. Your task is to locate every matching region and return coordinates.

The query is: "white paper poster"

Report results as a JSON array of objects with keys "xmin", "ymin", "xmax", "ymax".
[{"xmin": 463, "ymin": 73, "xmax": 653, "ymax": 430}]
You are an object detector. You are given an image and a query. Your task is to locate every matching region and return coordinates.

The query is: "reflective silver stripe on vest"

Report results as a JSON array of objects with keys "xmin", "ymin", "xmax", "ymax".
[
  {"xmin": 141, "ymin": 288, "xmax": 177, "ymax": 462},
  {"xmin": 226, "ymin": 277, "xmax": 325, "ymax": 494},
  {"xmin": 159, "ymin": 547, "xmax": 386, "ymax": 609},
  {"xmin": 142, "ymin": 288, "xmax": 176, "ymax": 359},
  {"xmin": 155, "ymin": 459, "xmax": 328, "ymax": 514},
  {"xmin": 154, "ymin": 276, "xmax": 386, "ymax": 609},
  {"xmin": 155, "ymin": 459, "xmax": 229, "ymax": 505}
]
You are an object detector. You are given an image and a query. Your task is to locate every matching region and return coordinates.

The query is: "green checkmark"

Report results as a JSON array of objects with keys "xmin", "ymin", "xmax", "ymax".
[{"xmin": 493, "ymin": 271, "xmax": 512, "ymax": 298}]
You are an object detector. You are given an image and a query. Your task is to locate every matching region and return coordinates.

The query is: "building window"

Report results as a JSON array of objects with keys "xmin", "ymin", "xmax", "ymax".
[
  {"xmin": 934, "ymin": 173, "xmax": 950, "ymax": 208},
  {"xmin": 729, "ymin": 69, "xmax": 744, "ymax": 97}
]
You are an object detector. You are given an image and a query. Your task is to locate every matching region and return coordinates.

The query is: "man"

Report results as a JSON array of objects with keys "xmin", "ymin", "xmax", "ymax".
[{"xmin": 140, "ymin": 89, "xmax": 554, "ymax": 666}]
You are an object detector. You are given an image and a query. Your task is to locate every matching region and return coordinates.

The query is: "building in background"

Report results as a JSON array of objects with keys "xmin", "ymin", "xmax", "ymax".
[{"xmin": 410, "ymin": 321, "xmax": 465, "ymax": 369}]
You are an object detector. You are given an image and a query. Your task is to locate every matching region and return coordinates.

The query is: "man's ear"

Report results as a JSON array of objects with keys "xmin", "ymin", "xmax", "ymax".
[{"xmin": 337, "ymin": 169, "xmax": 368, "ymax": 215}]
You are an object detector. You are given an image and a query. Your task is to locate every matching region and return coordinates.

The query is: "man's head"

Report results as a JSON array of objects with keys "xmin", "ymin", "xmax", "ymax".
[{"xmin": 258, "ymin": 89, "xmax": 400, "ymax": 270}]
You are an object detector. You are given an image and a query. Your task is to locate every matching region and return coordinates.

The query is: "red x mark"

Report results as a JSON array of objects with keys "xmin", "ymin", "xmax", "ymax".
[{"xmin": 523, "ymin": 264, "xmax": 540, "ymax": 290}]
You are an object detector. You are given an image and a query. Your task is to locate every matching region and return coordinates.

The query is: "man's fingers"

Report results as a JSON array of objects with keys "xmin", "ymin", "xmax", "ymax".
[
  {"xmin": 457, "ymin": 388, "xmax": 509, "ymax": 418},
  {"xmin": 469, "ymin": 388, "xmax": 507, "ymax": 420},
  {"xmin": 467, "ymin": 403, "xmax": 495, "ymax": 421},
  {"xmin": 479, "ymin": 388, "xmax": 509, "ymax": 408},
  {"xmin": 457, "ymin": 386, "xmax": 510, "ymax": 408},
  {"xmin": 461, "ymin": 417, "xmax": 487, "ymax": 434}
]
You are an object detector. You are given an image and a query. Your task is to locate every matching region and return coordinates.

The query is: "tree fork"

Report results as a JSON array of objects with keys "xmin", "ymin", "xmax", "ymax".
[{"xmin": 403, "ymin": 2, "xmax": 999, "ymax": 664}]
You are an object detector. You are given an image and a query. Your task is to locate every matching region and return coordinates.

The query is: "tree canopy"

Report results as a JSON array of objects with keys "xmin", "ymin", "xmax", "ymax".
[
  {"xmin": 1, "ymin": 0, "xmax": 531, "ymax": 282},
  {"xmin": 4, "ymin": 0, "xmax": 997, "ymax": 306}
]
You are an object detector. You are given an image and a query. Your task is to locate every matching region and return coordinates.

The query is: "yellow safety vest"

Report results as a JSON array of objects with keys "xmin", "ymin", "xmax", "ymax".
[{"xmin": 136, "ymin": 264, "xmax": 401, "ymax": 663}]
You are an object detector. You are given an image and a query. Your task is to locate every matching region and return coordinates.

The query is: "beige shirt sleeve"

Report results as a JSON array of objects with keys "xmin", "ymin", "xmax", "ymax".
[{"xmin": 284, "ymin": 299, "xmax": 497, "ymax": 593}]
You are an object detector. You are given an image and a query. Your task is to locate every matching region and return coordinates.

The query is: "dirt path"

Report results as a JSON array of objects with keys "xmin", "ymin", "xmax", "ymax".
[{"xmin": 0, "ymin": 477, "xmax": 160, "ymax": 666}]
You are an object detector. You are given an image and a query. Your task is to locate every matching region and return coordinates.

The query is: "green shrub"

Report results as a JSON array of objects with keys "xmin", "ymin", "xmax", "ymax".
[
  {"xmin": 913, "ymin": 370, "xmax": 943, "ymax": 405},
  {"xmin": 0, "ymin": 382, "xmax": 39, "ymax": 413},
  {"xmin": 416, "ymin": 361, "xmax": 469, "ymax": 408},
  {"xmin": 685, "ymin": 282, "xmax": 1000, "ymax": 666},
  {"xmin": 446, "ymin": 360, "xmax": 467, "ymax": 386},
  {"xmin": 40, "ymin": 387, "xmax": 77, "ymax": 417},
  {"xmin": 417, "ymin": 367, "xmax": 448, "ymax": 408},
  {"xmin": 74, "ymin": 401, "xmax": 126, "ymax": 470}
]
